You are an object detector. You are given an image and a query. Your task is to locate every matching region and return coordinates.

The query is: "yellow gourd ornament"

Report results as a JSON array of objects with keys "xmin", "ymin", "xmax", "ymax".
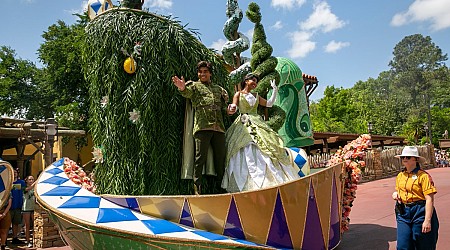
[{"xmin": 124, "ymin": 57, "xmax": 137, "ymax": 74}]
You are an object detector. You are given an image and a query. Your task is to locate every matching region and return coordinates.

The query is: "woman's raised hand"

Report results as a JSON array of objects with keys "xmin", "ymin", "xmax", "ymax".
[{"xmin": 270, "ymin": 79, "xmax": 277, "ymax": 90}]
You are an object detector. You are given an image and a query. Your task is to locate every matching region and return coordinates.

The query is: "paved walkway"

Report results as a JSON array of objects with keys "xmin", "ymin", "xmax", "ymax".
[{"xmin": 336, "ymin": 167, "xmax": 450, "ymax": 250}]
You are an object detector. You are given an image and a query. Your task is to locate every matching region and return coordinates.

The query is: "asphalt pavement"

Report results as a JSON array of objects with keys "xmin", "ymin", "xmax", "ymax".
[{"xmin": 336, "ymin": 167, "xmax": 450, "ymax": 250}]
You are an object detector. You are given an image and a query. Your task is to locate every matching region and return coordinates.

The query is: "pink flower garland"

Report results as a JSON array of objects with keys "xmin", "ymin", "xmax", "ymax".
[
  {"xmin": 63, "ymin": 158, "xmax": 96, "ymax": 193},
  {"xmin": 328, "ymin": 134, "xmax": 371, "ymax": 232}
]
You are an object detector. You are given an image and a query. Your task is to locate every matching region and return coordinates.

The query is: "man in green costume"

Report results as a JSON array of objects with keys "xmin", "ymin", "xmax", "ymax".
[{"xmin": 172, "ymin": 61, "xmax": 230, "ymax": 194}]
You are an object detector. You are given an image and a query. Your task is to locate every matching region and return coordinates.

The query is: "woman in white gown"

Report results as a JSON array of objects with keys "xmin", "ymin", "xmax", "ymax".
[{"xmin": 222, "ymin": 73, "xmax": 301, "ymax": 192}]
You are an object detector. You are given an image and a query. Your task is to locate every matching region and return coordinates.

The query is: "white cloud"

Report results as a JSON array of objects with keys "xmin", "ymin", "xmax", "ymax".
[
  {"xmin": 246, "ymin": 28, "xmax": 254, "ymax": 39},
  {"xmin": 324, "ymin": 40, "xmax": 350, "ymax": 53},
  {"xmin": 82, "ymin": 1, "xmax": 89, "ymax": 12},
  {"xmin": 271, "ymin": 21, "xmax": 284, "ymax": 30},
  {"xmin": 70, "ymin": 1, "xmax": 89, "ymax": 15},
  {"xmin": 286, "ymin": 1, "xmax": 345, "ymax": 58},
  {"xmin": 147, "ymin": 0, "xmax": 173, "ymax": 9},
  {"xmin": 271, "ymin": 0, "xmax": 306, "ymax": 9},
  {"xmin": 300, "ymin": 1, "xmax": 346, "ymax": 33},
  {"xmin": 286, "ymin": 31, "xmax": 316, "ymax": 58},
  {"xmin": 391, "ymin": 0, "xmax": 450, "ymax": 31},
  {"xmin": 210, "ymin": 39, "xmax": 227, "ymax": 52}
]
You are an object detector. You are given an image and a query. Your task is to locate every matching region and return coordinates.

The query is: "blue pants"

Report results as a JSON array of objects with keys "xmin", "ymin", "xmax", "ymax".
[{"xmin": 396, "ymin": 203, "xmax": 439, "ymax": 250}]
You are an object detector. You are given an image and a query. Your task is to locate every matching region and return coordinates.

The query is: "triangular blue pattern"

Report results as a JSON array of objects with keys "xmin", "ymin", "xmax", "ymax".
[
  {"xmin": 223, "ymin": 196, "xmax": 245, "ymax": 240},
  {"xmin": 302, "ymin": 182, "xmax": 325, "ymax": 250},
  {"xmin": 0, "ymin": 166, "xmax": 5, "ymax": 193},
  {"xmin": 193, "ymin": 231, "xmax": 228, "ymax": 241},
  {"xmin": 59, "ymin": 196, "xmax": 101, "ymax": 209},
  {"xmin": 90, "ymin": 1, "xmax": 102, "ymax": 14},
  {"xmin": 102, "ymin": 197, "xmax": 140, "ymax": 212},
  {"xmin": 266, "ymin": 190, "xmax": 293, "ymax": 249},
  {"xmin": 179, "ymin": 198, "xmax": 194, "ymax": 227},
  {"xmin": 234, "ymin": 239, "xmax": 260, "ymax": 246},
  {"xmin": 141, "ymin": 219, "xmax": 186, "ymax": 235},
  {"xmin": 46, "ymin": 168, "xmax": 63, "ymax": 175},
  {"xmin": 328, "ymin": 173, "xmax": 341, "ymax": 248},
  {"xmin": 41, "ymin": 176, "xmax": 68, "ymax": 185},
  {"xmin": 42, "ymin": 186, "xmax": 80, "ymax": 196},
  {"xmin": 53, "ymin": 158, "xmax": 65, "ymax": 167},
  {"xmin": 290, "ymin": 147, "xmax": 307, "ymax": 177},
  {"xmin": 298, "ymin": 169, "xmax": 305, "ymax": 177},
  {"xmin": 97, "ymin": 208, "xmax": 138, "ymax": 223},
  {"xmin": 0, "ymin": 179, "xmax": 5, "ymax": 193},
  {"xmin": 126, "ymin": 198, "xmax": 140, "ymax": 212},
  {"xmin": 294, "ymin": 153, "xmax": 307, "ymax": 166}
]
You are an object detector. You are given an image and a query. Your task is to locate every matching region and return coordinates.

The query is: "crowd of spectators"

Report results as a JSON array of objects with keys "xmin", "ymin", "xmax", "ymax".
[{"xmin": 435, "ymin": 149, "xmax": 449, "ymax": 167}]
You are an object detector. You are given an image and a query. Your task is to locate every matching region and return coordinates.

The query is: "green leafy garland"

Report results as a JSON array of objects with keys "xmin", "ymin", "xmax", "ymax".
[{"xmin": 82, "ymin": 8, "xmax": 228, "ymax": 195}]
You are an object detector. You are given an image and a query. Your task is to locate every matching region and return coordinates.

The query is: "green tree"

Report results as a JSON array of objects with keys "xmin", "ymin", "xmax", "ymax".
[
  {"xmin": 352, "ymin": 71, "xmax": 410, "ymax": 136},
  {"xmin": 0, "ymin": 46, "xmax": 47, "ymax": 119},
  {"xmin": 37, "ymin": 18, "xmax": 89, "ymax": 136},
  {"xmin": 389, "ymin": 34, "xmax": 448, "ymax": 143},
  {"xmin": 389, "ymin": 34, "xmax": 447, "ymax": 105},
  {"xmin": 310, "ymin": 86, "xmax": 360, "ymax": 133}
]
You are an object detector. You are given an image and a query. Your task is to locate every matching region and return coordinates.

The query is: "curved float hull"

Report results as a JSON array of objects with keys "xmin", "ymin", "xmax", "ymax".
[{"xmin": 36, "ymin": 158, "xmax": 344, "ymax": 249}]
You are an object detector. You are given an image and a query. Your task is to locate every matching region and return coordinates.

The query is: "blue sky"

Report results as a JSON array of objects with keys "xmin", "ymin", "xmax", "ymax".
[{"xmin": 1, "ymin": 0, "xmax": 449, "ymax": 101}]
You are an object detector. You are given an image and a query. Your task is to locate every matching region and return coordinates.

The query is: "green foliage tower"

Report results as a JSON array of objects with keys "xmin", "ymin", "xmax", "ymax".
[
  {"xmin": 245, "ymin": 2, "xmax": 280, "ymax": 98},
  {"xmin": 245, "ymin": 2, "xmax": 284, "ymax": 131},
  {"xmin": 82, "ymin": 8, "xmax": 228, "ymax": 195}
]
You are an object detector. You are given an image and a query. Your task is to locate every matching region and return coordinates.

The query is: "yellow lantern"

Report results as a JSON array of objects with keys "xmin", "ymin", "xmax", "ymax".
[
  {"xmin": 124, "ymin": 57, "xmax": 137, "ymax": 74},
  {"xmin": 88, "ymin": 0, "xmax": 114, "ymax": 21}
]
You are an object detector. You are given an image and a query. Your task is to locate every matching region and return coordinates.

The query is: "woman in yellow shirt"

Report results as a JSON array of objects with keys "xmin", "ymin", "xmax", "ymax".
[{"xmin": 392, "ymin": 146, "xmax": 439, "ymax": 250}]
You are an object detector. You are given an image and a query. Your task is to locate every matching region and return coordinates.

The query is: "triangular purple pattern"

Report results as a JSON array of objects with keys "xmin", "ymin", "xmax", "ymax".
[
  {"xmin": 179, "ymin": 198, "xmax": 194, "ymax": 228},
  {"xmin": 223, "ymin": 196, "xmax": 245, "ymax": 240},
  {"xmin": 103, "ymin": 197, "xmax": 129, "ymax": 209},
  {"xmin": 266, "ymin": 190, "xmax": 293, "ymax": 249},
  {"xmin": 302, "ymin": 182, "xmax": 326, "ymax": 250},
  {"xmin": 328, "ymin": 175, "xmax": 341, "ymax": 248}
]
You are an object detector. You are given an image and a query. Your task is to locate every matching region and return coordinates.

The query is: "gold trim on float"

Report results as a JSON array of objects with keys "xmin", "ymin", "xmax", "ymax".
[
  {"xmin": 313, "ymin": 166, "xmax": 333, "ymax": 249},
  {"xmin": 138, "ymin": 196, "xmax": 184, "ymax": 222},
  {"xmin": 280, "ymin": 176, "xmax": 310, "ymax": 249},
  {"xmin": 36, "ymin": 195, "xmax": 269, "ymax": 249},
  {"xmin": 188, "ymin": 195, "xmax": 232, "ymax": 234},
  {"xmin": 233, "ymin": 187, "xmax": 278, "ymax": 245}
]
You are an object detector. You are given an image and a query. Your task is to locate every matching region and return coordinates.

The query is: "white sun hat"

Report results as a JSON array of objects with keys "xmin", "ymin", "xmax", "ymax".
[{"xmin": 395, "ymin": 146, "xmax": 426, "ymax": 163}]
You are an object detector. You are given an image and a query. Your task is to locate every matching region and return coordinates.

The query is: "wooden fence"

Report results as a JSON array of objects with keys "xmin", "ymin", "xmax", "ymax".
[
  {"xmin": 309, "ymin": 144, "xmax": 436, "ymax": 182},
  {"xmin": 308, "ymin": 153, "xmax": 332, "ymax": 169},
  {"xmin": 362, "ymin": 144, "xmax": 435, "ymax": 182}
]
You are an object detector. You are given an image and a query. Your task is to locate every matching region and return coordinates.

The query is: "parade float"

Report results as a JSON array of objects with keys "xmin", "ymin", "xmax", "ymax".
[{"xmin": 31, "ymin": 0, "xmax": 371, "ymax": 249}]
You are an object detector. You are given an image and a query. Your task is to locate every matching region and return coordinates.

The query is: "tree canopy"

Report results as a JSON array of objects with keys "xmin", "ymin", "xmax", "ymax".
[{"xmin": 310, "ymin": 34, "xmax": 449, "ymax": 145}]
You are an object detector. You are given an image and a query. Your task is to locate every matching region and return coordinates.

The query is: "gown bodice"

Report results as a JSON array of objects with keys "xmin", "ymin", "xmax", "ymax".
[{"xmin": 238, "ymin": 93, "xmax": 259, "ymax": 115}]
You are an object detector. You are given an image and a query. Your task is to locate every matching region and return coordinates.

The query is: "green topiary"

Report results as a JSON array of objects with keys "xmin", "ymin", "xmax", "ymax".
[{"xmin": 246, "ymin": 2, "xmax": 284, "ymax": 130}]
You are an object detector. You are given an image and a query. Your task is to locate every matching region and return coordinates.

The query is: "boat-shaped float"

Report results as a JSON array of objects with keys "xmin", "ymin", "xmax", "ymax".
[{"xmin": 35, "ymin": 158, "xmax": 344, "ymax": 249}]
